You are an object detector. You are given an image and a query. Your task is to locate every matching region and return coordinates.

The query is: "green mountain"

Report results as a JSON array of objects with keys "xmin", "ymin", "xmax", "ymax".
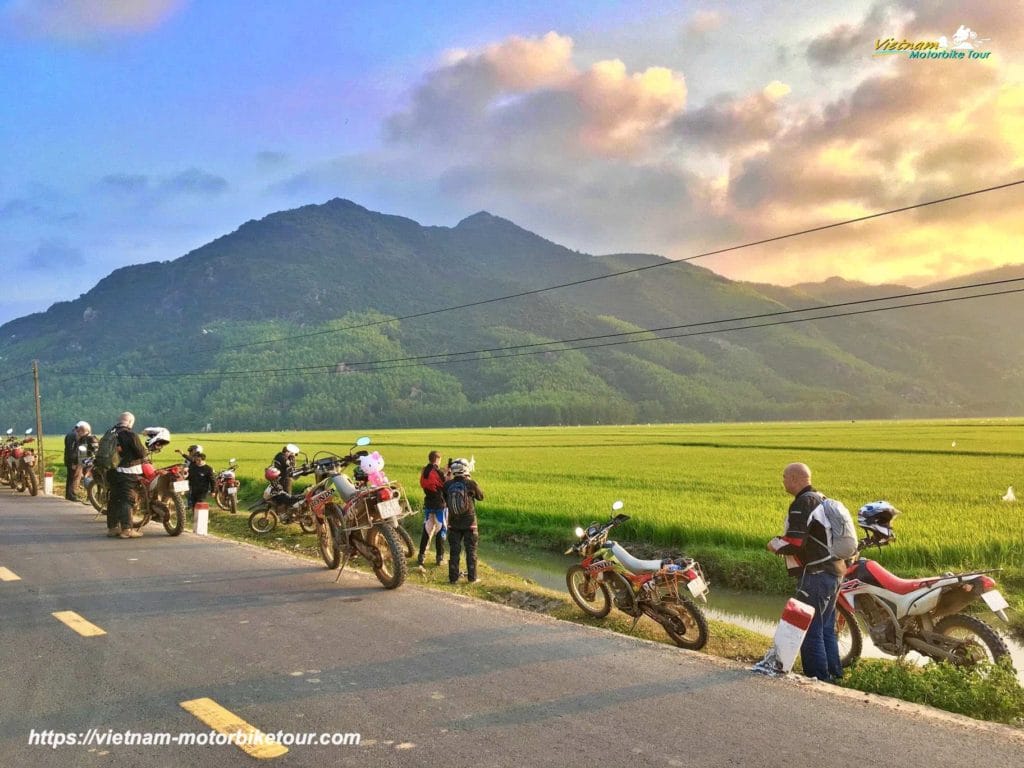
[{"xmin": 1, "ymin": 199, "xmax": 1021, "ymax": 431}]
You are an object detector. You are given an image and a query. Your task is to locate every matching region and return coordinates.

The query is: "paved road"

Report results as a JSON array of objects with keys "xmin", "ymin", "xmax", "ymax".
[{"xmin": 1, "ymin": 489, "xmax": 1021, "ymax": 767}]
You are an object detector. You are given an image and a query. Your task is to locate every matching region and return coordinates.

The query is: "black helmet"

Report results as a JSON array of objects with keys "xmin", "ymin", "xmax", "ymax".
[{"xmin": 858, "ymin": 501, "xmax": 899, "ymax": 545}]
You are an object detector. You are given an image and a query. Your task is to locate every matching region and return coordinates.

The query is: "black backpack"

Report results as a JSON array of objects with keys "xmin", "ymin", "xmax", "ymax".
[
  {"xmin": 446, "ymin": 479, "xmax": 472, "ymax": 519},
  {"xmin": 93, "ymin": 427, "xmax": 120, "ymax": 471}
]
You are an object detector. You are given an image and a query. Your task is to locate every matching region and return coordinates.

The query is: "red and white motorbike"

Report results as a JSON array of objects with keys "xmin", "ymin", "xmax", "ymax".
[
  {"xmin": 10, "ymin": 429, "xmax": 39, "ymax": 496},
  {"xmin": 212, "ymin": 458, "xmax": 240, "ymax": 514},
  {"xmin": 836, "ymin": 501, "xmax": 1012, "ymax": 669}
]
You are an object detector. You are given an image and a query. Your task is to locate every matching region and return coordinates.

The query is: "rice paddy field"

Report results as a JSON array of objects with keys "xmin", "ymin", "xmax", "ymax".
[{"xmin": 80, "ymin": 417, "xmax": 1023, "ymax": 597}]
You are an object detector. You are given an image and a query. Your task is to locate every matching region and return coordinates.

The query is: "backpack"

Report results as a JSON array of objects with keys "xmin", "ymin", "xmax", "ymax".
[
  {"xmin": 93, "ymin": 427, "xmax": 120, "ymax": 471},
  {"xmin": 446, "ymin": 478, "xmax": 472, "ymax": 519},
  {"xmin": 808, "ymin": 496, "xmax": 859, "ymax": 563}
]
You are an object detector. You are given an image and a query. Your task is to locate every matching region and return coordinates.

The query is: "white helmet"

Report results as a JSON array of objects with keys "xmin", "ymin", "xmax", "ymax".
[
  {"xmin": 76, "ymin": 421, "xmax": 91, "ymax": 433},
  {"xmin": 144, "ymin": 427, "xmax": 171, "ymax": 451},
  {"xmin": 449, "ymin": 456, "xmax": 475, "ymax": 477},
  {"xmin": 286, "ymin": 443, "xmax": 300, "ymax": 454}
]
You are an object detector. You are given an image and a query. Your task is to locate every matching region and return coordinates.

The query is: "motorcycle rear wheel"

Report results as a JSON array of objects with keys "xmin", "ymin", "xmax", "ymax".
[
  {"xmin": 655, "ymin": 596, "xmax": 709, "ymax": 650},
  {"xmin": 566, "ymin": 564, "xmax": 612, "ymax": 618},
  {"xmin": 299, "ymin": 512, "xmax": 318, "ymax": 534},
  {"xmin": 248, "ymin": 508, "xmax": 278, "ymax": 534},
  {"xmin": 836, "ymin": 602, "xmax": 863, "ymax": 669},
  {"xmin": 163, "ymin": 495, "xmax": 185, "ymax": 536},
  {"xmin": 369, "ymin": 524, "xmax": 407, "ymax": 589},
  {"xmin": 934, "ymin": 613, "xmax": 1012, "ymax": 667}
]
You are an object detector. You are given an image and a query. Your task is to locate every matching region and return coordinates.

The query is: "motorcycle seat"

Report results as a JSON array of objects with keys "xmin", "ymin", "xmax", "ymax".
[
  {"xmin": 862, "ymin": 560, "xmax": 940, "ymax": 595},
  {"xmin": 608, "ymin": 542, "xmax": 665, "ymax": 574}
]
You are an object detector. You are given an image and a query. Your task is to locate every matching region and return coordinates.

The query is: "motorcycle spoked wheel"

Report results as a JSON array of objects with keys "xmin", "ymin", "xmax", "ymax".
[
  {"xmin": 160, "ymin": 495, "xmax": 185, "ymax": 536},
  {"xmin": 318, "ymin": 514, "xmax": 342, "ymax": 569},
  {"xmin": 933, "ymin": 613, "xmax": 1012, "ymax": 667},
  {"xmin": 652, "ymin": 596, "xmax": 709, "ymax": 651},
  {"xmin": 566, "ymin": 564, "xmax": 613, "ymax": 618},
  {"xmin": 604, "ymin": 570, "xmax": 639, "ymax": 616},
  {"xmin": 248, "ymin": 508, "xmax": 279, "ymax": 534},
  {"xmin": 228, "ymin": 491, "xmax": 238, "ymax": 515},
  {"xmin": 88, "ymin": 478, "xmax": 108, "ymax": 513},
  {"xmin": 394, "ymin": 522, "xmax": 415, "ymax": 559},
  {"xmin": 214, "ymin": 490, "xmax": 229, "ymax": 511},
  {"xmin": 367, "ymin": 524, "xmax": 407, "ymax": 589},
  {"xmin": 13, "ymin": 469, "xmax": 26, "ymax": 493},
  {"xmin": 836, "ymin": 603, "xmax": 863, "ymax": 669},
  {"xmin": 299, "ymin": 511, "xmax": 318, "ymax": 534},
  {"xmin": 26, "ymin": 470, "xmax": 38, "ymax": 496}
]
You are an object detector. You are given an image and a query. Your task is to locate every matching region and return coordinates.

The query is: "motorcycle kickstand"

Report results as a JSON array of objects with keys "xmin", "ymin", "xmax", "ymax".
[
  {"xmin": 627, "ymin": 614, "xmax": 642, "ymax": 633},
  {"xmin": 333, "ymin": 547, "xmax": 352, "ymax": 583}
]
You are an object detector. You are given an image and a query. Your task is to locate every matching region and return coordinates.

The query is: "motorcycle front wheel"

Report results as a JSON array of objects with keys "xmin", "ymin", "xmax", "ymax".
[
  {"xmin": 13, "ymin": 469, "xmax": 25, "ymax": 493},
  {"xmin": 163, "ymin": 495, "xmax": 185, "ymax": 536},
  {"xmin": 934, "ymin": 613, "xmax": 1012, "ymax": 667},
  {"xmin": 368, "ymin": 523, "xmax": 407, "ymax": 589},
  {"xmin": 566, "ymin": 565, "xmax": 612, "ymax": 618},
  {"xmin": 655, "ymin": 596, "xmax": 709, "ymax": 650},
  {"xmin": 88, "ymin": 479, "xmax": 108, "ymax": 513},
  {"xmin": 318, "ymin": 516, "xmax": 341, "ymax": 569},
  {"xmin": 214, "ymin": 490, "xmax": 229, "ymax": 510},
  {"xmin": 228, "ymin": 492, "xmax": 238, "ymax": 515},
  {"xmin": 248, "ymin": 508, "xmax": 278, "ymax": 534},
  {"xmin": 394, "ymin": 522, "xmax": 415, "ymax": 559},
  {"xmin": 26, "ymin": 470, "xmax": 38, "ymax": 496},
  {"xmin": 836, "ymin": 602, "xmax": 863, "ymax": 668}
]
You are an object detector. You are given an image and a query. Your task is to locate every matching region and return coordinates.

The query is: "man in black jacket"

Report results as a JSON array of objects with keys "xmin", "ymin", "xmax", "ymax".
[
  {"xmin": 272, "ymin": 443, "xmax": 300, "ymax": 493},
  {"xmin": 187, "ymin": 453, "xmax": 215, "ymax": 510},
  {"xmin": 444, "ymin": 458, "xmax": 484, "ymax": 584},
  {"xmin": 63, "ymin": 423, "xmax": 83, "ymax": 500},
  {"xmin": 107, "ymin": 412, "xmax": 147, "ymax": 539},
  {"xmin": 767, "ymin": 462, "xmax": 843, "ymax": 681}
]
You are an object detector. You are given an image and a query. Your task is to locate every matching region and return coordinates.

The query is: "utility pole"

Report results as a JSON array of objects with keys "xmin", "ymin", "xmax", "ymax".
[{"xmin": 32, "ymin": 360, "xmax": 44, "ymax": 484}]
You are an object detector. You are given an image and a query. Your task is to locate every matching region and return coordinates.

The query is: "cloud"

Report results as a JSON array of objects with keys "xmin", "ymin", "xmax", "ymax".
[
  {"xmin": 0, "ymin": 198, "xmax": 44, "ymax": 219},
  {"xmin": 685, "ymin": 10, "xmax": 724, "ymax": 36},
  {"xmin": 2, "ymin": 0, "xmax": 187, "ymax": 41},
  {"xmin": 100, "ymin": 173, "xmax": 150, "ymax": 193},
  {"xmin": 159, "ymin": 167, "xmax": 228, "ymax": 195},
  {"xmin": 673, "ymin": 82, "xmax": 789, "ymax": 153},
  {"xmin": 22, "ymin": 238, "xmax": 84, "ymax": 271},
  {"xmin": 256, "ymin": 151, "xmax": 289, "ymax": 167}
]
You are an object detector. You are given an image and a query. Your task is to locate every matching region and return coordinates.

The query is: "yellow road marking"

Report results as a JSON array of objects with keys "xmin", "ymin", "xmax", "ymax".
[
  {"xmin": 179, "ymin": 698, "xmax": 288, "ymax": 759},
  {"xmin": 51, "ymin": 611, "xmax": 106, "ymax": 637},
  {"xmin": 0, "ymin": 567, "xmax": 21, "ymax": 581}
]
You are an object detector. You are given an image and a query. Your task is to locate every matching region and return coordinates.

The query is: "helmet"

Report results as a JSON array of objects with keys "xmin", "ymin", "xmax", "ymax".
[
  {"xmin": 141, "ymin": 463, "xmax": 157, "ymax": 480},
  {"xmin": 858, "ymin": 501, "xmax": 899, "ymax": 544},
  {"xmin": 353, "ymin": 466, "xmax": 368, "ymax": 482},
  {"xmin": 143, "ymin": 427, "xmax": 171, "ymax": 452},
  {"xmin": 449, "ymin": 457, "xmax": 475, "ymax": 477},
  {"xmin": 188, "ymin": 444, "xmax": 203, "ymax": 455},
  {"xmin": 264, "ymin": 466, "xmax": 282, "ymax": 481},
  {"xmin": 285, "ymin": 443, "xmax": 300, "ymax": 455},
  {"xmin": 75, "ymin": 421, "xmax": 90, "ymax": 432}
]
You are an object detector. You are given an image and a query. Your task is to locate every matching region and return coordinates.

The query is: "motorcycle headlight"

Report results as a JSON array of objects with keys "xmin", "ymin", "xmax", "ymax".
[{"xmin": 574, "ymin": 526, "xmax": 585, "ymax": 538}]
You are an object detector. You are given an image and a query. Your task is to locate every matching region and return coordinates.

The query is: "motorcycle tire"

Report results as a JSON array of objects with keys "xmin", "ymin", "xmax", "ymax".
[
  {"xmin": 299, "ymin": 512, "xmax": 318, "ymax": 534},
  {"xmin": 836, "ymin": 602, "xmax": 863, "ymax": 669},
  {"xmin": 88, "ymin": 479, "xmax": 108, "ymax": 513},
  {"xmin": 395, "ymin": 522, "xmax": 415, "ymax": 559},
  {"xmin": 934, "ymin": 613, "xmax": 1012, "ymax": 667},
  {"xmin": 566, "ymin": 564, "xmax": 613, "ymax": 618},
  {"xmin": 605, "ymin": 570, "xmax": 639, "ymax": 616},
  {"xmin": 26, "ymin": 470, "xmax": 39, "ymax": 496},
  {"xmin": 228, "ymin": 492, "xmax": 238, "ymax": 515},
  {"xmin": 369, "ymin": 523, "xmax": 407, "ymax": 589},
  {"xmin": 248, "ymin": 509, "xmax": 278, "ymax": 535},
  {"xmin": 13, "ymin": 470, "xmax": 25, "ymax": 493},
  {"xmin": 163, "ymin": 495, "xmax": 185, "ymax": 537},
  {"xmin": 318, "ymin": 516, "xmax": 341, "ymax": 569},
  {"xmin": 655, "ymin": 595, "xmax": 709, "ymax": 651}
]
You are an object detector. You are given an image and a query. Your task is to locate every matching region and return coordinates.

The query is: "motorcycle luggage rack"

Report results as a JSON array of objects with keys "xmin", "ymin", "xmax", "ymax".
[{"xmin": 337, "ymin": 484, "xmax": 414, "ymax": 533}]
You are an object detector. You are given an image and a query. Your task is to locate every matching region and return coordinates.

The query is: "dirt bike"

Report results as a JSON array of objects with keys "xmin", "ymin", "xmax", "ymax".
[
  {"xmin": 836, "ymin": 521, "xmax": 1013, "ymax": 669},
  {"xmin": 309, "ymin": 437, "xmax": 414, "ymax": 589},
  {"xmin": 565, "ymin": 501, "xmax": 710, "ymax": 650},
  {"xmin": 85, "ymin": 455, "xmax": 109, "ymax": 513},
  {"xmin": 247, "ymin": 464, "xmax": 318, "ymax": 534},
  {"xmin": 212, "ymin": 458, "xmax": 240, "ymax": 513},
  {"xmin": 353, "ymin": 459, "xmax": 416, "ymax": 559},
  {"xmin": 9, "ymin": 429, "xmax": 39, "ymax": 496},
  {"xmin": 0, "ymin": 429, "xmax": 15, "ymax": 486}
]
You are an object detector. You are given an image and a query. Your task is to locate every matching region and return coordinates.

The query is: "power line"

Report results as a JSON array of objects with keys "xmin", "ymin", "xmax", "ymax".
[
  {"xmin": 179, "ymin": 178, "xmax": 1024, "ymax": 355},
  {"xmin": 0, "ymin": 370, "xmax": 33, "ymax": 385},
  {"xmin": 49, "ymin": 281, "xmax": 1022, "ymax": 380}
]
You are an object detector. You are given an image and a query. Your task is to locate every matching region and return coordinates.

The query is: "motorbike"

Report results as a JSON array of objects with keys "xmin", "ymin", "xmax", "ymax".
[
  {"xmin": 85, "ymin": 453, "xmax": 109, "ymax": 513},
  {"xmin": 836, "ymin": 502, "xmax": 1013, "ymax": 669},
  {"xmin": 0, "ymin": 428, "xmax": 15, "ymax": 486},
  {"xmin": 353, "ymin": 460, "xmax": 416, "ymax": 559},
  {"xmin": 107, "ymin": 428, "xmax": 188, "ymax": 536},
  {"xmin": 213, "ymin": 458, "xmax": 241, "ymax": 514},
  {"xmin": 247, "ymin": 464, "xmax": 318, "ymax": 534},
  {"xmin": 310, "ymin": 436, "xmax": 415, "ymax": 589},
  {"xmin": 565, "ymin": 501, "xmax": 710, "ymax": 650},
  {"xmin": 10, "ymin": 429, "xmax": 39, "ymax": 496}
]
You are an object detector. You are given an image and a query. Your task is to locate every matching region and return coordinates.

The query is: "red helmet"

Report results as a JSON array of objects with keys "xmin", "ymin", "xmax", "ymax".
[
  {"xmin": 264, "ymin": 466, "xmax": 282, "ymax": 481},
  {"xmin": 141, "ymin": 463, "xmax": 157, "ymax": 480},
  {"xmin": 12, "ymin": 447, "xmax": 23, "ymax": 459}
]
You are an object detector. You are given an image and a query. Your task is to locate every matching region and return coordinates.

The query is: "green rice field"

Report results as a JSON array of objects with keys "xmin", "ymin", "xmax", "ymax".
[{"xmin": 46, "ymin": 418, "xmax": 1024, "ymax": 594}]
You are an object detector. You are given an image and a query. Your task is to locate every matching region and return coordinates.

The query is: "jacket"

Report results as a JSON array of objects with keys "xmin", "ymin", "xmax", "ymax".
[
  {"xmin": 420, "ymin": 463, "xmax": 446, "ymax": 508},
  {"xmin": 444, "ymin": 476, "xmax": 484, "ymax": 529},
  {"xmin": 775, "ymin": 485, "xmax": 845, "ymax": 578}
]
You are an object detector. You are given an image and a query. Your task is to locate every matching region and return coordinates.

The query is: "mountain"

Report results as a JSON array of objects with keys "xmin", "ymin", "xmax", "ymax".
[{"xmin": 1, "ymin": 198, "xmax": 1022, "ymax": 431}]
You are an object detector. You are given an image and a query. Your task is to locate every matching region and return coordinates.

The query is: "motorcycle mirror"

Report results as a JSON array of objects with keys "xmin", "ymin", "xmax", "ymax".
[
  {"xmin": 611, "ymin": 500, "xmax": 624, "ymax": 511},
  {"xmin": 25, "ymin": 428, "xmax": 33, "ymax": 435},
  {"xmin": 229, "ymin": 458, "xmax": 237, "ymax": 465},
  {"xmin": 5, "ymin": 428, "xmax": 12, "ymax": 435},
  {"xmin": 355, "ymin": 436, "xmax": 371, "ymax": 447},
  {"xmin": 78, "ymin": 445, "xmax": 87, "ymax": 453},
  {"xmin": 574, "ymin": 526, "xmax": 585, "ymax": 538}
]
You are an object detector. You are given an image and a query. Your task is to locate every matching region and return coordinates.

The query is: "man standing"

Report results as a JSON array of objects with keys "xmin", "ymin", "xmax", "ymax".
[
  {"xmin": 767, "ymin": 462, "xmax": 843, "ymax": 681},
  {"xmin": 417, "ymin": 450, "xmax": 448, "ymax": 567},
  {"xmin": 444, "ymin": 458, "xmax": 484, "ymax": 584},
  {"xmin": 106, "ymin": 412, "xmax": 147, "ymax": 539},
  {"xmin": 187, "ymin": 452, "xmax": 215, "ymax": 511},
  {"xmin": 63, "ymin": 423, "xmax": 83, "ymax": 500},
  {"xmin": 272, "ymin": 443, "xmax": 300, "ymax": 493}
]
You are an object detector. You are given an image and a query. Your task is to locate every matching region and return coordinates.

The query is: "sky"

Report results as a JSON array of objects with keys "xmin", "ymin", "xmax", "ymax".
[{"xmin": 1, "ymin": 0, "xmax": 1022, "ymax": 326}]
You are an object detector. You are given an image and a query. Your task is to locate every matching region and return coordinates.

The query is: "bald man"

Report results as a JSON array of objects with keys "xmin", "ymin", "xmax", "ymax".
[
  {"xmin": 106, "ymin": 411, "xmax": 146, "ymax": 539},
  {"xmin": 767, "ymin": 462, "xmax": 843, "ymax": 682}
]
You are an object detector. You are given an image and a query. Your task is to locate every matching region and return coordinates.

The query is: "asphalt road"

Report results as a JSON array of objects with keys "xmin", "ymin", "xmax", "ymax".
[{"xmin": 1, "ymin": 488, "xmax": 1022, "ymax": 767}]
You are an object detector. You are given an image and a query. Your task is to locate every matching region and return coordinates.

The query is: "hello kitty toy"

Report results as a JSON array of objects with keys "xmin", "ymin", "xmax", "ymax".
[{"xmin": 359, "ymin": 451, "xmax": 389, "ymax": 487}]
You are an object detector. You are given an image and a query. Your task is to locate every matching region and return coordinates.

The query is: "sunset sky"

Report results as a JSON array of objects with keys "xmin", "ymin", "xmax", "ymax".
[{"xmin": 2, "ymin": 0, "xmax": 1022, "ymax": 325}]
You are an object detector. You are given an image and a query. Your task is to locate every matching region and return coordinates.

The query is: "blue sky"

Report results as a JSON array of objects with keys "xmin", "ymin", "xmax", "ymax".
[{"xmin": 2, "ymin": 0, "xmax": 1021, "ymax": 326}]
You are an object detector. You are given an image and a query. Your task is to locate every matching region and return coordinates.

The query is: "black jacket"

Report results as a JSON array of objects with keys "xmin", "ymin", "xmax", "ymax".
[
  {"xmin": 776, "ymin": 485, "xmax": 844, "ymax": 578},
  {"xmin": 64, "ymin": 431, "xmax": 78, "ymax": 466},
  {"xmin": 444, "ymin": 476, "xmax": 484, "ymax": 529},
  {"xmin": 115, "ymin": 426, "xmax": 146, "ymax": 467},
  {"xmin": 188, "ymin": 463, "xmax": 215, "ymax": 496}
]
